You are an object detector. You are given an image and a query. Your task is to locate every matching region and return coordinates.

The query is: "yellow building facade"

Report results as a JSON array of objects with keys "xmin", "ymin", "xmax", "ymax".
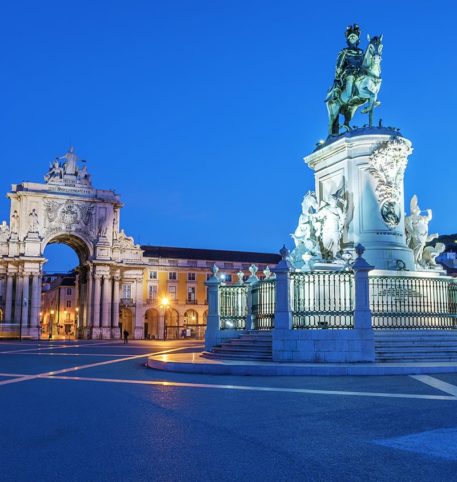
[{"xmin": 40, "ymin": 247, "xmax": 280, "ymax": 340}]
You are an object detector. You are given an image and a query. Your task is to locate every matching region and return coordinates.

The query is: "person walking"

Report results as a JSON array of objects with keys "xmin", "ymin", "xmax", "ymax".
[{"xmin": 123, "ymin": 329, "xmax": 129, "ymax": 344}]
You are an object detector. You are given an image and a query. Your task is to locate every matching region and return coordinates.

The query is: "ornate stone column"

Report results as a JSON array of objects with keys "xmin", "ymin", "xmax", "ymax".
[
  {"xmin": 21, "ymin": 273, "xmax": 30, "ymax": 328},
  {"xmin": 92, "ymin": 273, "xmax": 102, "ymax": 338},
  {"xmin": 101, "ymin": 274, "xmax": 112, "ymax": 338},
  {"xmin": 134, "ymin": 276, "xmax": 144, "ymax": 340},
  {"xmin": 112, "ymin": 273, "xmax": 120, "ymax": 338},
  {"xmin": 30, "ymin": 274, "xmax": 42, "ymax": 339},
  {"xmin": 4, "ymin": 273, "xmax": 14, "ymax": 322},
  {"xmin": 84, "ymin": 269, "xmax": 93, "ymax": 336},
  {"xmin": 158, "ymin": 308, "xmax": 165, "ymax": 341},
  {"xmin": 14, "ymin": 274, "xmax": 23, "ymax": 322}
]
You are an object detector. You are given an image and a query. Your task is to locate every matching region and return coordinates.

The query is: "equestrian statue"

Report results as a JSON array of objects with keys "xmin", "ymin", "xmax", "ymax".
[{"xmin": 326, "ymin": 24, "xmax": 383, "ymax": 135}]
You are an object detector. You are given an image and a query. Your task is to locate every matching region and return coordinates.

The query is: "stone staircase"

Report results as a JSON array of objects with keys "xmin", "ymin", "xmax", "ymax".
[
  {"xmin": 375, "ymin": 330, "xmax": 457, "ymax": 362},
  {"xmin": 203, "ymin": 331, "xmax": 272, "ymax": 361}
]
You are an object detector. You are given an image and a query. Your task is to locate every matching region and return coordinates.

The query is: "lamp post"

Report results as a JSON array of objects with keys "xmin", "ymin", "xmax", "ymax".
[{"xmin": 75, "ymin": 307, "xmax": 79, "ymax": 339}]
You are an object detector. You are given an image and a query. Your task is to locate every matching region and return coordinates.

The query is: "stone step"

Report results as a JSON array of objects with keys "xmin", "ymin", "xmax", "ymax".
[
  {"xmin": 226, "ymin": 340, "xmax": 272, "ymax": 347},
  {"xmin": 213, "ymin": 348, "xmax": 272, "ymax": 355},
  {"xmin": 203, "ymin": 352, "xmax": 272, "ymax": 361},
  {"xmin": 377, "ymin": 357, "xmax": 457, "ymax": 362}
]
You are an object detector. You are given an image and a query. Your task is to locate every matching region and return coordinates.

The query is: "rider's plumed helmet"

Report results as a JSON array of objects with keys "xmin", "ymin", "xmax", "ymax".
[{"xmin": 345, "ymin": 24, "xmax": 361, "ymax": 43}]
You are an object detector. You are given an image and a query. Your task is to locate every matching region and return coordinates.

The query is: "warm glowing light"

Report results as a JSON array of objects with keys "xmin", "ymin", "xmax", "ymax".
[
  {"xmin": 160, "ymin": 297, "xmax": 169, "ymax": 307},
  {"xmin": 75, "ymin": 307, "xmax": 79, "ymax": 312},
  {"xmin": 50, "ymin": 310, "xmax": 55, "ymax": 315}
]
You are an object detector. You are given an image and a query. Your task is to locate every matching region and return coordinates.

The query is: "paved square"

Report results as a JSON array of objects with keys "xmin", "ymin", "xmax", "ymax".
[{"xmin": 1, "ymin": 340, "xmax": 457, "ymax": 481}]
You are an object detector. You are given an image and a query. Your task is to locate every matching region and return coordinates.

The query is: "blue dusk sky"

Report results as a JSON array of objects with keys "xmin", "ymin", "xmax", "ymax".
[{"xmin": 0, "ymin": 0, "xmax": 455, "ymax": 271}]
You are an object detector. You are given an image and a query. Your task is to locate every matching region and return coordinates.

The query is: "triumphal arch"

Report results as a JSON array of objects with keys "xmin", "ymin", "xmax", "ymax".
[{"xmin": 0, "ymin": 147, "xmax": 146, "ymax": 339}]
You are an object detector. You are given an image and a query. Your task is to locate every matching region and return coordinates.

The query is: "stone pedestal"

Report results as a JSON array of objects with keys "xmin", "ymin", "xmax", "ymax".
[{"xmin": 304, "ymin": 128, "xmax": 415, "ymax": 271}]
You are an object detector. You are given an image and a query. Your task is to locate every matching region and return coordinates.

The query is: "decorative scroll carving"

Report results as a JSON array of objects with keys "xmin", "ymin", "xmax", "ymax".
[
  {"xmin": 115, "ymin": 229, "xmax": 140, "ymax": 250},
  {"xmin": 368, "ymin": 136, "xmax": 412, "ymax": 228}
]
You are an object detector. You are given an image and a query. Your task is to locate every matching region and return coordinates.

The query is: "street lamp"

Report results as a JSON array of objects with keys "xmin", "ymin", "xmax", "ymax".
[{"xmin": 75, "ymin": 307, "xmax": 79, "ymax": 339}]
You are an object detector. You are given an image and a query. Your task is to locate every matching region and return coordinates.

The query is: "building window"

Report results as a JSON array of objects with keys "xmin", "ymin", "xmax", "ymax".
[
  {"xmin": 149, "ymin": 285, "xmax": 158, "ymax": 300},
  {"xmin": 224, "ymin": 262, "xmax": 234, "ymax": 269},
  {"xmin": 168, "ymin": 259, "xmax": 178, "ymax": 267},
  {"xmin": 122, "ymin": 284, "xmax": 132, "ymax": 299},
  {"xmin": 187, "ymin": 272, "xmax": 196, "ymax": 281},
  {"xmin": 149, "ymin": 271, "xmax": 157, "ymax": 280},
  {"xmin": 66, "ymin": 300, "xmax": 72, "ymax": 308},
  {"xmin": 169, "ymin": 272, "xmax": 177, "ymax": 281},
  {"xmin": 187, "ymin": 287, "xmax": 196, "ymax": 303},
  {"xmin": 66, "ymin": 288, "xmax": 72, "ymax": 295},
  {"xmin": 187, "ymin": 260, "xmax": 197, "ymax": 268},
  {"xmin": 168, "ymin": 285, "xmax": 177, "ymax": 300}
]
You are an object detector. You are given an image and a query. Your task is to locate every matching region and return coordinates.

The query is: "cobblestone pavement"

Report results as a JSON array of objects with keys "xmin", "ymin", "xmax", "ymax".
[{"xmin": 1, "ymin": 339, "xmax": 457, "ymax": 482}]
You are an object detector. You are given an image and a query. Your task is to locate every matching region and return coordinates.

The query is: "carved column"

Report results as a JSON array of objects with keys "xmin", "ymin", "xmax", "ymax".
[
  {"xmin": 134, "ymin": 276, "xmax": 144, "ymax": 339},
  {"xmin": 4, "ymin": 273, "xmax": 13, "ymax": 321},
  {"xmin": 30, "ymin": 274, "xmax": 42, "ymax": 338},
  {"xmin": 14, "ymin": 274, "xmax": 23, "ymax": 322},
  {"xmin": 92, "ymin": 273, "xmax": 102, "ymax": 336},
  {"xmin": 101, "ymin": 274, "xmax": 112, "ymax": 337},
  {"xmin": 21, "ymin": 273, "xmax": 30, "ymax": 327},
  {"xmin": 85, "ymin": 269, "xmax": 93, "ymax": 333},
  {"xmin": 112, "ymin": 273, "xmax": 120, "ymax": 338}
]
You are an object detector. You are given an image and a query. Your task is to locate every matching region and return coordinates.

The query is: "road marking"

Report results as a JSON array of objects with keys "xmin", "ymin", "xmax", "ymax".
[
  {"xmin": 39, "ymin": 375, "xmax": 457, "ymax": 401},
  {"xmin": 0, "ymin": 341, "xmax": 119, "ymax": 354},
  {"xmin": 0, "ymin": 346, "xmax": 194, "ymax": 387},
  {"xmin": 1, "ymin": 352, "xmax": 131, "ymax": 357},
  {"xmin": 0, "ymin": 372, "xmax": 28, "ymax": 377},
  {"xmin": 410, "ymin": 375, "xmax": 457, "ymax": 397}
]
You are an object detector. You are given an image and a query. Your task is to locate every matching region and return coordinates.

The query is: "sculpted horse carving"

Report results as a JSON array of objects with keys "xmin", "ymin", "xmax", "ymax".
[{"xmin": 326, "ymin": 35, "xmax": 383, "ymax": 135}]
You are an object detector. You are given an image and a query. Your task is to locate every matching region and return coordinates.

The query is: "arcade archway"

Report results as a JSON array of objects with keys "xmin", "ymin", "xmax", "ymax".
[
  {"xmin": 144, "ymin": 308, "xmax": 159, "ymax": 339},
  {"xmin": 0, "ymin": 147, "xmax": 146, "ymax": 339}
]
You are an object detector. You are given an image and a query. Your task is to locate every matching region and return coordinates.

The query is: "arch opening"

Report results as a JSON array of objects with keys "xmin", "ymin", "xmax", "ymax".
[{"xmin": 41, "ymin": 235, "xmax": 91, "ymax": 341}]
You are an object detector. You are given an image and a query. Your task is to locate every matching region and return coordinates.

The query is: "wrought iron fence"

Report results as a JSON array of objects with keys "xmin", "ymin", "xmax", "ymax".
[
  {"xmin": 252, "ymin": 279, "xmax": 275, "ymax": 330},
  {"xmin": 290, "ymin": 271, "xmax": 354, "ymax": 329},
  {"xmin": 369, "ymin": 276, "xmax": 457, "ymax": 329},
  {"xmin": 219, "ymin": 285, "xmax": 248, "ymax": 330}
]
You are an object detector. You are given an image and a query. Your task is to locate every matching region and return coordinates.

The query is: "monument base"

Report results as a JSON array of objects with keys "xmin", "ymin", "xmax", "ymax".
[{"xmin": 304, "ymin": 128, "xmax": 415, "ymax": 271}]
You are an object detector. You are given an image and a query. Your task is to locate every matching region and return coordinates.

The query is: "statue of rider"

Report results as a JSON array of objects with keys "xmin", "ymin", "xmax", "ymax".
[{"xmin": 333, "ymin": 24, "xmax": 364, "ymax": 104}]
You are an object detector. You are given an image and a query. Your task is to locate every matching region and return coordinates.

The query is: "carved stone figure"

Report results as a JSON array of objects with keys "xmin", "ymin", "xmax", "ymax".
[
  {"xmin": 28, "ymin": 209, "xmax": 39, "ymax": 233},
  {"xmin": 60, "ymin": 146, "xmax": 78, "ymax": 175},
  {"xmin": 10, "ymin": 210, "xmax": 19, "ymax": 234},
  {"xmin": 77, "ymin": 164, "xmax": 92, "ymax": 186},
  {"xmin": 0, "ymin": 221, "xmax": 9, "ymax": 242},
  {"xmin": 326, "ymin": 25, "xmax": 383, "ymax": 134},
  {"xmin": 368, "ymin": 136, "xmax": 412, "ymax": 228},
  {"xmin": 314, "ymin": 190, "xmax": 347, "ymax": 260},
  {"xmin": 44, "ymin": 159, "xmax": 63, "ymax": 183},
  {"xmin": 289, "ymin": 192, "xmax": 321, "ymax": 268},
  {"xmin": 422, "ymin": 242, "xmax": 446, "ymax": 269},
  {"xmin": 405, "ymin": 195, "xmax": 438, "ymax": 268}
]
